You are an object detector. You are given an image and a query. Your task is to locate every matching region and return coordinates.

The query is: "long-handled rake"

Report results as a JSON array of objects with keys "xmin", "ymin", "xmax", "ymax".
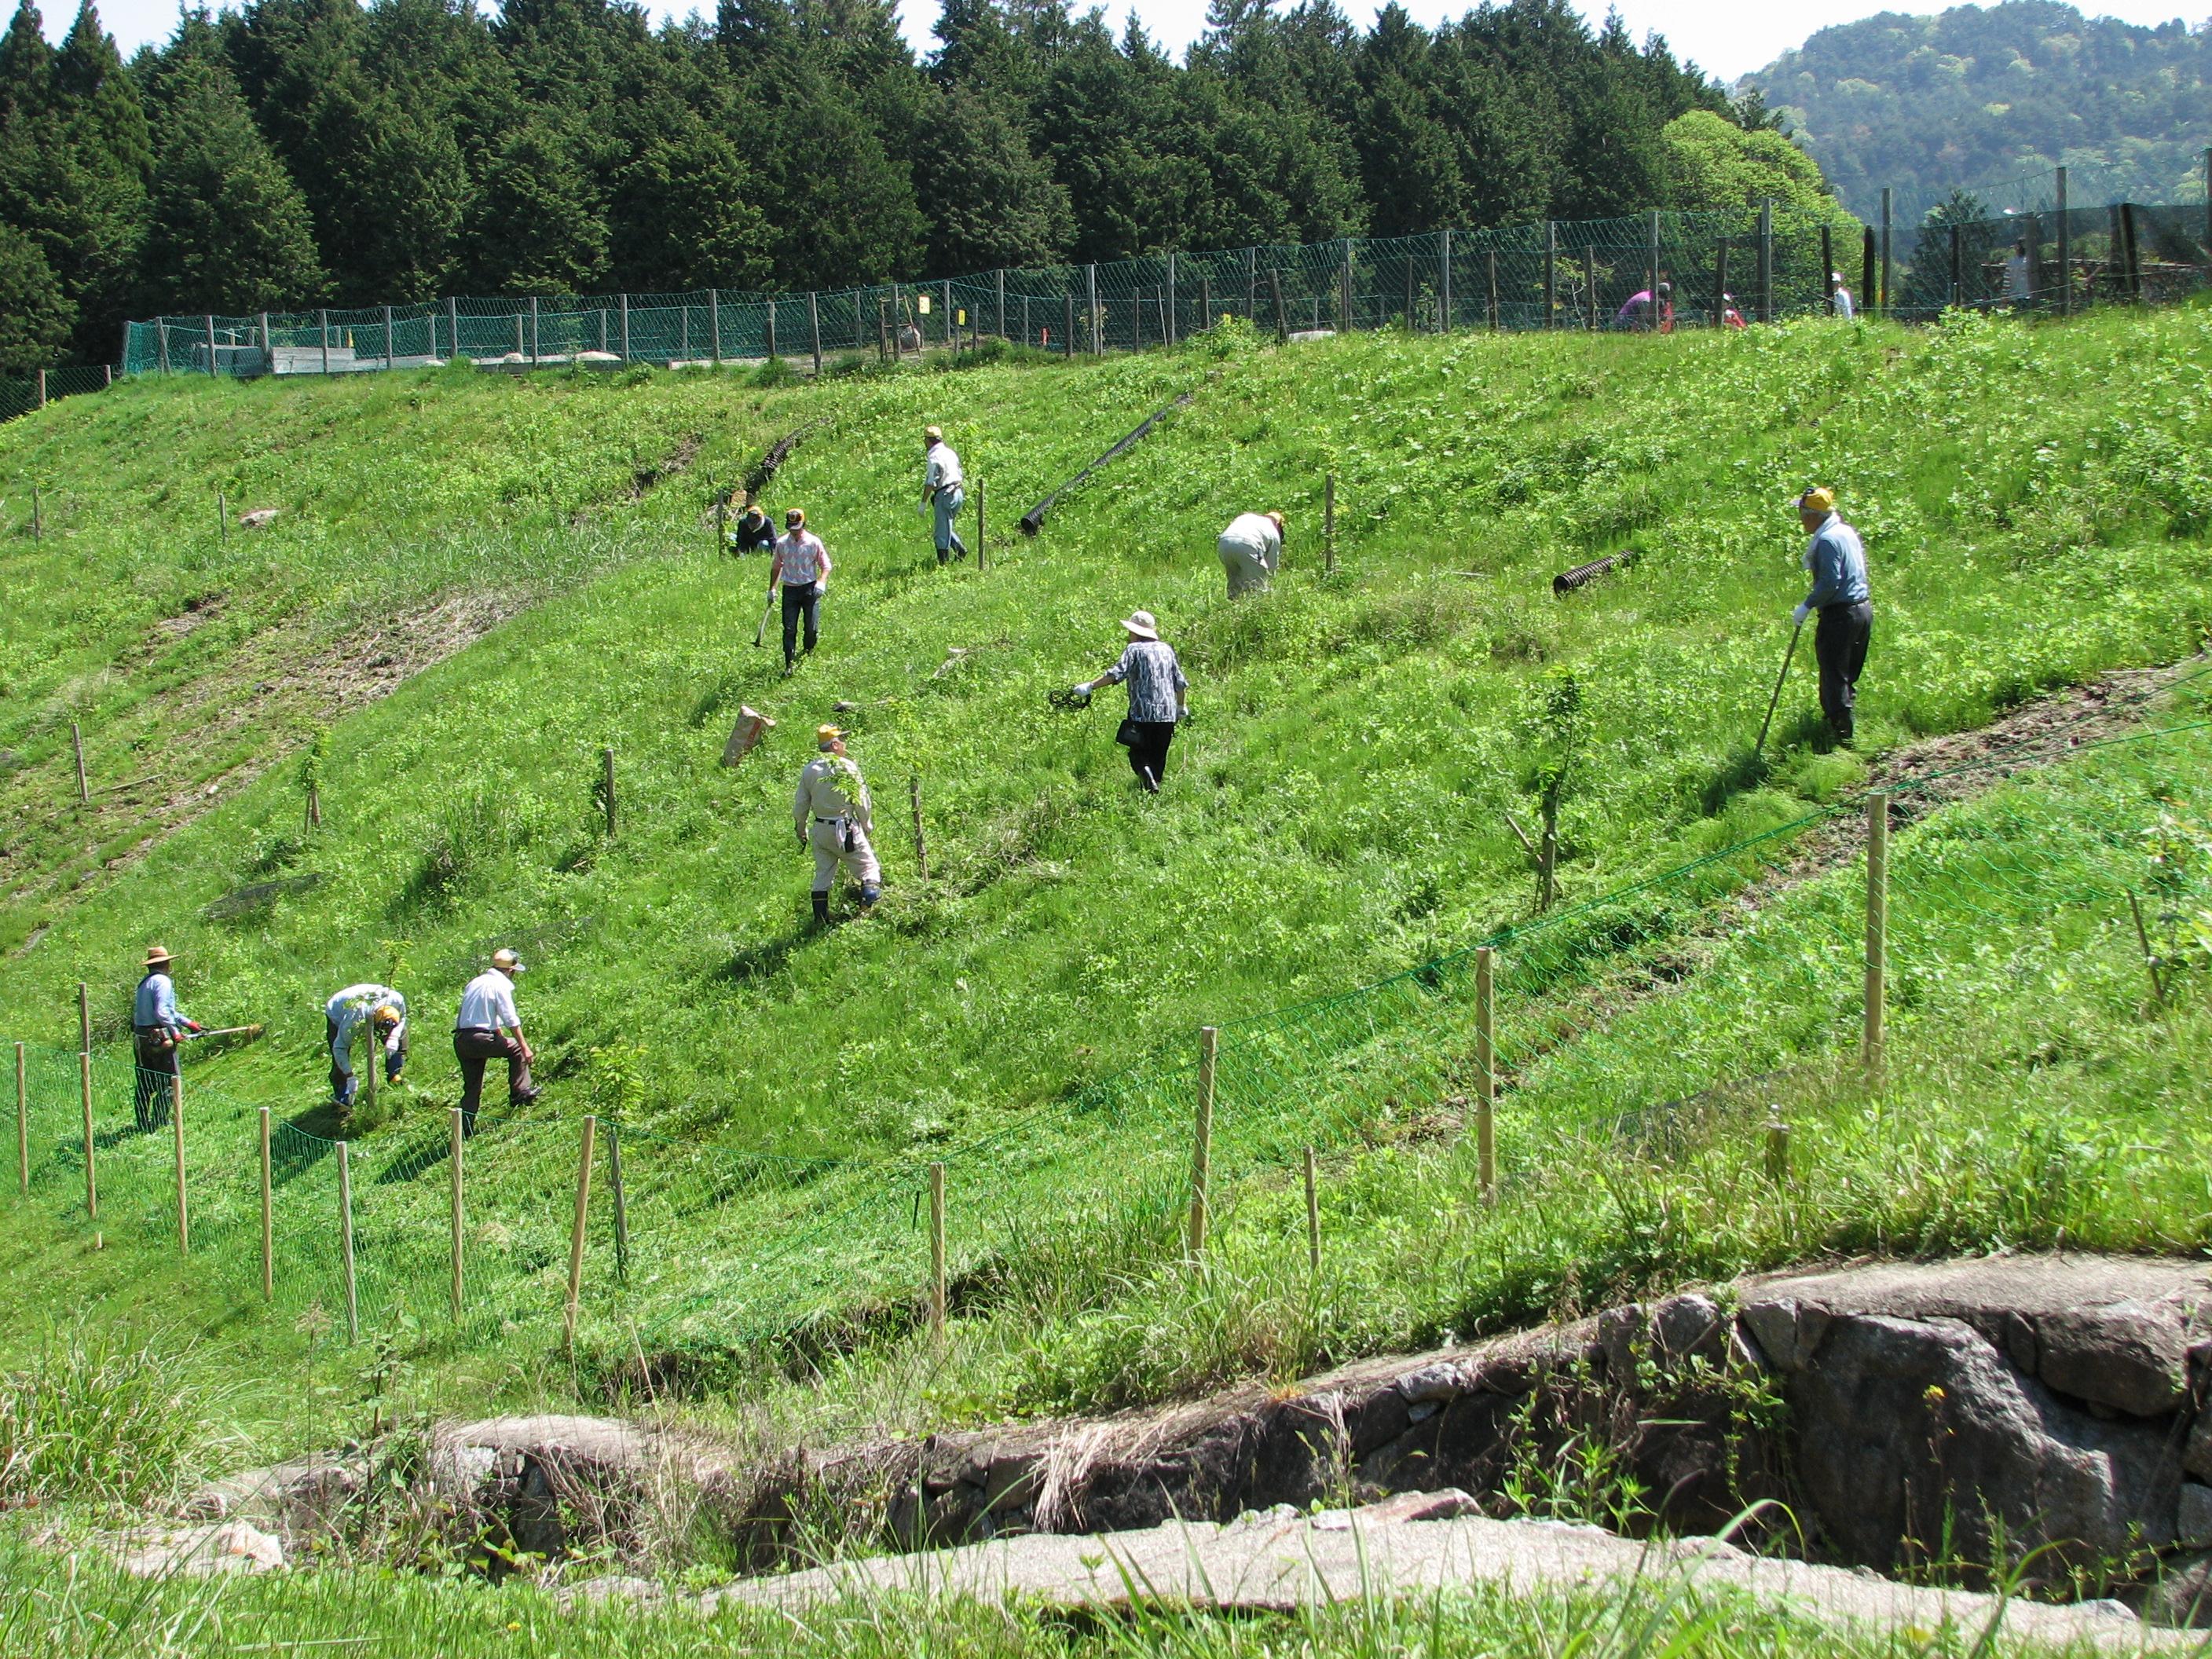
[{"xmin": 1752, "ymin": 615, "xmax": 1807, "ymax": 762}]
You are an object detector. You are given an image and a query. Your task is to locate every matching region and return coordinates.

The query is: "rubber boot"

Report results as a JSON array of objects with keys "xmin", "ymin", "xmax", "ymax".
[
  {"xmin": 784, "ymin": 651, "xmax": 797, "ymax": 678},
  {"xmin": 937, "ymin": 548, "xmax": 950, "ymax": 567},
  {"xmin": 811, "ymin": 892, "xmax": 830, "ymax": 927},
  {"xmin": 1140, "ymin": 765, "xmax": 1160, "ymax": 795}
]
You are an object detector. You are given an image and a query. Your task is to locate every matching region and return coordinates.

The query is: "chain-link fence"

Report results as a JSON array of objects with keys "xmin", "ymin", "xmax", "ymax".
[{"xmin": 7, "ymin": 674, "xmax": 2207, "ymax": 1366}]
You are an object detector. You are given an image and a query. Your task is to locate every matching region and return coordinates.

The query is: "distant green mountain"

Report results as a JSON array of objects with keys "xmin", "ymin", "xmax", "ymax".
[{"xmin": 1740, "ymin": 1, "xmax": 2210, "ymax": 221}]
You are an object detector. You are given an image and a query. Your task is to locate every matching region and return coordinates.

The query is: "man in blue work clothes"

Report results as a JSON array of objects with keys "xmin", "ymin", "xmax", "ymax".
[
  {"xmin": 1793, "ymin": 486, "xmax": 1873, "ymax": 746},
  {"xmin": 133, "ymin": 943, "xmax": 203, "ymax": 1132},
  {"xmin": 922, "ymin": 426, "xmax": 968, "ymax": 565}
]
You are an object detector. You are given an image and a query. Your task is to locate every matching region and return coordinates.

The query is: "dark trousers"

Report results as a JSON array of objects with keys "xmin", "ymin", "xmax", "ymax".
[
  {"xmin": 328, "ymin": 1016, "xmax": 407, "ymax": 1104},
  {"xmin": 781, "ymin": 582, "xmax": 822, "ymax": 662},
  {"xmin": 1815, "ymin": 601, "xmax": 1873, "ymax": 745},
  {"xmin": 1125, "ymin": 721, "xmax": 1176, "ymax": 791},
  {"xmin": 454, "ymin": 1027, "xmax": 531, "ymax": 1133},
  {"xmin": 133, "ymin": 1031, "xmax": 178, "ymax": 1133}
]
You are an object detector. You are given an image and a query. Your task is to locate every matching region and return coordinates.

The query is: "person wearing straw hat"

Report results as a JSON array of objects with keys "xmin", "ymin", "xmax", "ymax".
[
  {"xmin": 794, "ymin": 724, "xmax": 881, "ymax": 926},
  {"xmin": 1216, "ymin": 511, "xmax": 1284, "ymax": 599},
  {"xmin": 132, "ymin": 943, "xmax": 202, "ymax": 1133},
  {"xmin": 452, "ymin": 947, "xmax": 538, "ymax": 1134},
  {"xmin": 1072, "ymin": 609, "xmax": 1188, "ymax": 793},
  {"xmin": 922, "ymin": 425, "xmax": 968, "ymax": 565},
  {"xmin": 325, "ymin": 983, "xmax": 408, "ymax": 1110},
  {"xmin": 1793, "ymin": 486, "xmax": 1873, "ymax": 746},
  {"xmin": 768, "ymin": 507, "xmax": 832, "ymax": 676}
]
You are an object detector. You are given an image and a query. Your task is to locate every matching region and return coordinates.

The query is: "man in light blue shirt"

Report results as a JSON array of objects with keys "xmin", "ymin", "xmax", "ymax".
[
  {"xmin": 1792, "ymin": 486, "xmax": 1873, "ymax": 745},
  {"xmin": 133, "ymin": 943, "xmax": 201, "ymax": 1132}
]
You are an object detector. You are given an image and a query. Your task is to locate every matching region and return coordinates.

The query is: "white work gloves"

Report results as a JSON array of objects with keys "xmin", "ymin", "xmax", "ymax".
[
  {"xmin": 1070, "ymin": 683, "xmax": 1090, "ymax": 698},
  {"xmin": 1792, "ymin": 602, "xmax": 1811, "ymax": 625}
]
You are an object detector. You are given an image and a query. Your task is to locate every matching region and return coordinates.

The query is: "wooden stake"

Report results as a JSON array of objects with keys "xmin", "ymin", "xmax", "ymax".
[
  {"xmin": 338, "ymin": 1141, "xmax": 357, "ymax": 1343},
  {"xmin": 606, "ymin": 1119, "xmax": 628, "ymax": 1285},
  {"xmin": 808, "ymin": 289, "xmax": 822, "ymax": 377},
  {"xmin": 1188, "ymin": 1027, "xmax": 1218, "ymax": 1259},
  {"xmin": 1764, "ymin": 1111, "xmax": 1790, "ymax": 1185},
  {"xmin": 78, "ymin": 982, "xmax": 90, "ymax": 1053},
  {"xmin": 360, "ymin": 1015, "xmax": 377, "ymax": 1119},
  {"xmin": 564, "ymin": 1115, "xmax": 597, "ymax": 1355},
  {"xmin": 601, "ymin": 746, "xmax": 617, "ymax": 838},
  {"xmin": 259, "ymin": 1106, "xmax": 273, "ymax": 1301},
  {"xmin": 449, "ymin": 1107, "xmax": 465, "ymax": 1319},
  {"xmin": 910, "ymin": 775, "xmax": 928, "ymax": 881},
  {"xmin": 976, "ymin": 478, "xmax": 985, "ymax": 573},
  {"xmin": 1862, "ymin": 793, "xmax": 1888, "ymax": 1080},
  {"xmin": 2128, "ymin": 891, "xmax": 2168, "ymax": 1005},
  {"xmin": 171, "ymin": 1071, "xmax": 189, "ymax": 1254},
  {"xmin": 715, "ymin": 484, "xmax": 727, "ymax": 558},
  {"xmin": 71, "ymin": 722, "xmax": 88, "ymax": 804},
  {"xmin": 217, "ymin": 486, "xmax": 227, "ymax": 543},
  {"xmin": 1302, "ymin": 1145, "xmax": 1320, "ymax": 1273},
  {"xmin": 1323, "ymin": 473, "xmax": 1336, "ymax": 575},
  {"xmin": 15, "ymin": 1042, "xmax": 27, "ymax": 1198},
  {"xmin": 79, "ymin": 1049, "xmax": 96, "ymax": 1228},
  {"xmin": 31, "ymin": 485, "xmax": 40, "ymax": 540},
  {"xmin": 928, "ymin": 1160, "xmax": 947, "ymax": 1335},
  {"xmin": 1474, "ymin": 946, "xmax": 1496, "ymax": 1204}
]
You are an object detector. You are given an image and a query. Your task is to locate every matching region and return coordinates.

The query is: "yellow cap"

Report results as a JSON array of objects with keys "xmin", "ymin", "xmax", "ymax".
[
  {"xmin": 373, "ymin": 1004, "xmax": 400, "ymax": 1025},
  {"xmin": 817, "ymin": 724, "xmax": 843, "ymax": 749},
  {"xmin": 1797, "ymin": 486, "xmax": 1836, "ymax": 515}
]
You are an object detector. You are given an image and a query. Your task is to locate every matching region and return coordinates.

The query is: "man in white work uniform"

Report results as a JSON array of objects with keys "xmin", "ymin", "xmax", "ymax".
[
  {"xmin": 1217, "ymin": 510, "xmax": 1284, "ymax": 598},
  {"xmin": 325, "ymin": 982, "xmax": 407, "ymax": 1109},
  {"xmin": 793, "ymin": 724, "xmax": 881, "ymax": 927}
]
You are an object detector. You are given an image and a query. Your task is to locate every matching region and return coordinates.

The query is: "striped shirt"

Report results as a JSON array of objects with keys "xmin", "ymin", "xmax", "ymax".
[{"xmin": 1098, "ymin": 640, "xmax": 1188, "ymax": 724}]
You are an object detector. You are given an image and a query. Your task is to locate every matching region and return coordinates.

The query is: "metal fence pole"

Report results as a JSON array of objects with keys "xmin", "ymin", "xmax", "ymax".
[
  {"xmin": 1062, "ymin": 293, "xmax": 1073, "ymax": 358},
  {"xmin": 1166, "ymin": 251, "xmax": 1177, "ymax": 346},
  {"xmin": 891, "ymin": 283, "xmax": 902, "ymax": 361},
  {"xmin": 996, "ymin": 268, "xmax": 1006, "ymax": 339},
  {"xmin": 156, "ymin": 315, "xmax": 169, "ymax": 373},
  {"xmin": 319, "ymin": 309, "xmax": 330, "ymax": 375},
  {"xmin": 1879, "ymin": 188, "xmax": 1892, "ymax": 314},
  {"xmin": 446, "ymin": 296, "xmax": 459, "ymax": 358},
  {"xmin": 383, "ymin": 304, "xmax": 394, "ymax": 367},
  {"xmin": 767, "ymin": 297, "xmax": 778, "ymax": 358},
  {"xmin": 1440, "ymin": 227, "xmax": 1452, "ymax": 331},
  {"xmin": 203, "ymin": 314, "xmax": 216, "ymax": 375},
  {"xmin": 1086, "ymin": 264, "xmax": 1099, "ymax": 353},
  {"xmin": 529, "ymin": 295, "xmax": 540, "ymax": 365},
  {"xmin": 1948, "ymin": 223, "xmax": 1962, "ymax": 308},
  {"xmin": 2056, "ymin": 167, "xmax": 2071, "ymax": 317},
  {"xmin": 1544, "ymin": 222, "xmax": 1557, "ymax": 326},
  {"xmin": 808, "ymin": 291, "xmax": 822, "ymax": 375},
  {"xmin": 1647, "ymin": 209, "xmax": 1661, "ymax": 320},
  {"xmin": 619, "ymin": 293, "xmax": 630, "ymax": 361},
  {"xmin": 1757, "ymin": 200, "xmax": 1774, "ymax": 323},
  {"xmin": 710, "ymin": 289, "xmax": 721, "ymax": 365}
]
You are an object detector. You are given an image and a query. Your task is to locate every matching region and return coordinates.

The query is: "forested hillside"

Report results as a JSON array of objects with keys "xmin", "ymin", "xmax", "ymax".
[
  {"xmin": 0, "ymin": 0, "xmax": 1837, "ymax": 374},
  {"xmin": 1741, "ymin": 0, "xmax": 2212, "ymax": 222}
]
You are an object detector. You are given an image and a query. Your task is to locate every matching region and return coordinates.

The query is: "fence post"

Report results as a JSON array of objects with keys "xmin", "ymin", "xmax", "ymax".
[
  {"xmin": 1324, "ymin": 472, "xmax": 1336, "ymax": 575},
  {"xmin": 14, "ymin": 1042, "xmax": 26, "ymax": 1198},
  {"xmin": 910, "ymin": 774, "xmax": 928, "ymax": 881},
  {"xmin": 564, "ymin": 1115, "xmax": 596, "ymax": 1355},
  {"xmin": 1648, "ymin": 209, "xmax": 1661, "ymax": 320},
  {"xmin": 928, "ymin": 1160, "xmax": 947, "ymax": 1335},
  {"xmin": 1063, "ymin": 294, "xmax": 1074, "ymax": 359},
  {"xmin": 2055, "ymin": 168, "xmax": 2071, "ymax": 317},
  {"xmin": 1339, "ymin": 239, "xmax": 1354, "ymax": 332},
  {"xmin": 30, "ymin": 485, "xmax": 39, "ymax": 540},
  {"xmin": 941, "ymin": 280, "xmax": 953, "ymax": 351},
  {"xmin": 1086, "ymin": 264, "xmax": 1099, "ymax": 354},
  {"xmin": 1584, "ymin": 247, "xmax": 1598, "ymax": 330},
  {"xmin": 258, "ymin": 311, "xmax": 270, "ymax": 367},
  {"xmin": 1166, "ymin": 252, "xmax": 1177, "ymax": 346},
  {"xmin": 1862, "ymin": 792, "xmax": 1888, "ymax": 1081},
  {"xmin": 319, "ymin": 309, "xmax": 330, "ymax": 375},
  {"xmin": 79, "ymin": 982, "xmax": 90, "ymax": 1053},
  {"xmin": 204, "ymin": 314, "xmax": 216, "ymax": 375},
  {"xmin": 714, "ymin": 481, "xmax": 726, "ymax": 558},
  {"xmin": 1269, "ymin": 267, "xmax": 1287, "ymax": 341},
  {"xmin": 35, "ymin": 368, "xmax": 45, "ymax": 408},
  {"xmin": 976, "ymin": 478, "xmax": 985, "ymax": 573},
  {"xmin": 1948, "ymin": 224, "xmax": 1962, "ymax": 308},
  {"xmin": 217, "ymin": 485, "xmax": 227, "ymax": 543},
  {"xmin": 104, "ymin": 364, "xmax": 112, "ymax": 386},
  {"xmin": 449, "ymin": 1107, "xmax": 464, "ymax": 1319},
  {"xmin": 1440, "ymin": 228, "xmax": 1452, "ymax": 331},
  {"xmin": 171, "ymin": 1071, "xmax": 188, "ymax": 1254},
  {"xmin": 1544, "ymin": 221, "xmax": 1557, "ymax": 325},
  {"xmin": 1758, "ymin": 200, "xmax": 1774, "ymax": 322},
  {"xmin": 2129, "ymin": 891, "xmax": 2169, "ymax": 1005},
  {"xmin": 997, "ymin": 268, "xmax": 1006, "ymax": 339},
  {"xmin": 601, "ymin": 746, "xmax": 617, "ymax": 838},
  {"xmin": 383, "ymin": 304, "xmax": 394, "ymax": 367},
  {"xmin": 1880, "ymin": 187, "xmax": 1892, "ymax": 315},
  {"xmin": 808, "ymin": 290, "xmax": 822, "ymax": 375},
  {"xmin": 80, "ymin": 1049, "xmax": 96, "ymax": 1225},
  {"xmin": 1715, "ymin": 239, "xmax": 1730, "ymax": 327},
  {"xmin": 446, "ymin": 296, "xmax": 459, "ymax": 359},
  {"xmin": 1188, "ymin": 1027, "xmax": 1217, "ymax": 1259},
  {"xmin": 2204, "ymin": 148, "xmax": 2211, "ymax": 260},
  {"xmin": 1861, "ymin": 225, "xmax": 1877, "ymax": 319},
  {"xmin": 1487, "ymin": 250, "xmax": 1499, "ymax": 330},
  {"xmin": 606, "ymin": 1118, "xmax": 628, "ymax": 1284},
  {"xmin": 767, "ymin": 297, "xmax": 778, "ymax": 359},
  {"xmin": 338, "ymin": 1141, "xmax": 357, "ymax": 1342},
  {"xmin": 2119, "ymin": 203, "xmax": 2141, "ymax": 302},
  {"xmin": 530, "ymin": 296, "xmax": 541, "ymax": 366},
  {"xmin": 1475, "ymin": 945, "xmax": 1496, "ymax": 1203},
  {"xmin": 1821, "ymin": 225, "xmax": 1834, "ymax": 313},
  {"xmin": 618, "ymin": 293, "xmax": 630, "ymax": 361},
  {"xmin": 1763, "ymin": 1111, "xmax": 1791, "ymax": 1185},
  {"xmin": 258, "ymin": 1106, "xmax": 273, "ymax": 1300},
  {"xmin": 71, "ymin": 719, "xmax": 87, "ymax": 800},
  {"xmin": 1303, "ymin": 1146, "xmax": 1320, "ymax": 1272}
]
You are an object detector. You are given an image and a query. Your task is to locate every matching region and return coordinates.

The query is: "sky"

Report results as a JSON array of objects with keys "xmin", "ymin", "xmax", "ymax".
[{"xmin": 62, "ymin": 0, "xmax": 2212, "ymax": 82}]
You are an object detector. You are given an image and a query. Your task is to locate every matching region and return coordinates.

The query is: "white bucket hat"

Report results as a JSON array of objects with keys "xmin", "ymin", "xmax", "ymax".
[{"xmin": 1120, "ymin": 610, "xmax": 1159, "ymax": 641}]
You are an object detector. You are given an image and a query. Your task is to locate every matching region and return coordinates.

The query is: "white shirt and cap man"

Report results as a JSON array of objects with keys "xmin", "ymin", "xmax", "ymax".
[
  {"xmin": 326, "ymin": 983, "xmax": 408, "ymax": 1107},
  {"xmin": 1830, "ymin": 274, "xmax": 1855, "ymax": 320},
  {"xmin": 923, "ymin": 425, "xmax": 969, "ymax": 564},
  {"xmin": 794, "ymin": 724, "xmax": 881, "ymax": 925},
  {"xmin": 1217, "ymin": 511, "xmax": 1284, "ymax": 598},
  {"xmin": 453, "ymin": 947, "xmax": 537, "ymax": 1130},
  {"xmin": 2005, "ymin": 244, "xmax": 2032, "ymax": 302},
  {"xmin": 770, "ymin": 508, "xmax": 832, "ymax": 673}
]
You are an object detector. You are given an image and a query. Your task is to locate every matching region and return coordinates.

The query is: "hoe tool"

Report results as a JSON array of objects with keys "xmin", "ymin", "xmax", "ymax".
[
  {"xmin": 753, "ymin": 588, "xmax": 778, "ymax": 650},
  {"xmin": 1752, "ymin": 615, "xmax": 1806, "ymax": 762}
]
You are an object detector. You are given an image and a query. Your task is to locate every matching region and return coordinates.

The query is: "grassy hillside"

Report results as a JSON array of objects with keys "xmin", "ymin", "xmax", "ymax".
[{"xmin": 0, "ymin": 303, "xmax": 2209, "ymax": 1466}]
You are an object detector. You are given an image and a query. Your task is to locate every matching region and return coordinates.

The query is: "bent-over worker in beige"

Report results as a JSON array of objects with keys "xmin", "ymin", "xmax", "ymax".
[{"xmin": 794, "ymin": 725, "xmax": 881, "ymax": 926}]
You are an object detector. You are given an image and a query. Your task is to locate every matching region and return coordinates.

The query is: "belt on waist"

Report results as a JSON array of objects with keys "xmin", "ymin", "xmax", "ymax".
[
  {"xmin": 455, "ymin": 1025, "xmax": 500, "ymax": 1036},
  {"xmin": 1819, "ymin": 599, "xmax": 1870, "ymax": 612},
  {"xmin": 814, "ymin": 816, "xmax": 851, "ymax": 825}
]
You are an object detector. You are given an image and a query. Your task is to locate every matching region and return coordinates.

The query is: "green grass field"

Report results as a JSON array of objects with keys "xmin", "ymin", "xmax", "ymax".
[{"xmin": 2, "ymin": 306, "xmax": 2210, "ymax": 1617}]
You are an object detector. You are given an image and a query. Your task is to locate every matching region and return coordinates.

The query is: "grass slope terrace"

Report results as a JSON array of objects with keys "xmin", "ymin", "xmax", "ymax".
[{"xmin": 0, "ymin": 304, "xmax": 2207, "ymax": 1431}]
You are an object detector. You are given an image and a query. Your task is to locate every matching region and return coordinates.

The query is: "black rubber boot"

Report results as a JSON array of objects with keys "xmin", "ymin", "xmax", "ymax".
[{"xmin": 811, "ymin": 892, "xmax": 830, "ymax": 927}]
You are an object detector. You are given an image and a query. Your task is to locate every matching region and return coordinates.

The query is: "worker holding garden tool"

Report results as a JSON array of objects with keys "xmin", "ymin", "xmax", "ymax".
[
  {"xmin": 793, "ymin": 725, "xmax": 881, "ymax": 926},
  {"xmin": 922, "ymin": 426, "xmax": 968, "ymax": 565},
  {"xmin": 132, "ymin": 943, "xmax": 203, "ymax": 1133},
  {"xmin": 1216, "ymin": 511, "xmax": 1284, "ymax": 598},
  {"xmin": 1072, "ymin": 609, "xmax": 1189, "ymax": 793},
  {"xmin": 1793, "ymin": 486, "xmax": 1873, "ymax": 746},
  {"xmin": 452, "ymin": 948, "xmax": 538, "ymax": 1134},
  {"xmin": 324, "ymin": 983, "xmax": 408, "ymax": 1109},
  {"xmin": 768, "ymin": 507, "xmax": 832, "ymax": 676}
]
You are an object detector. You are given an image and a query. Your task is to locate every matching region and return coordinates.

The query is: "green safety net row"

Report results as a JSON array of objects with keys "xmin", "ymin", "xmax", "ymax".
[
  {"xmin": 5, "ymin": 682, "xmax": 2209, "ymax": 1359},
  {"xmin": 117, "ymin": 194, "xmax": 2212, "ymax": 380}
]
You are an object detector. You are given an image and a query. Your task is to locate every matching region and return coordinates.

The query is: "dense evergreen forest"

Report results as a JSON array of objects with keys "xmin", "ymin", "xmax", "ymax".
[
  {"xmin": 1743, "ymin": 0, "xmax": 2211, "ymax": 222},
  {"xmin": 0, "ymin": 0, "xmax": 1826, "ymax": 370}
]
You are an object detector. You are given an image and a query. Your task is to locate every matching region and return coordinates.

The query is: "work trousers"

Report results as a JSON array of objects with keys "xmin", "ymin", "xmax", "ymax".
[
  {"xmin": 810, "ymin": 817, "xmax": 881, "ymax": 895},
  {"xmin": 933, "ymin": 485, "xmax": 968, "ymax": 558},
  {"xmin": 453, "ymin": 1027, "xmax": 531, "ymax": 1133},
  {"xmin": 1218, "ymin": 540, "xmax": 1276, "ymax": 598},
  {"xmin": 133, "ymin": 1030, "xmax": 178, "ymax": 1133},
  {"xmin": 1815, "ymin": 601, "xmax": 1873, "ymax": 745},
  {"xmin": 781, "ymin": 582, "xmax": 822, "ymax": 662},
  {"xmin": 1124, "ymin": 720, "xmax": 1176, "ymax": 791},
  {"xmin": 328, "ymin": 1015, "xmax": 408, "ymax": 1106}
]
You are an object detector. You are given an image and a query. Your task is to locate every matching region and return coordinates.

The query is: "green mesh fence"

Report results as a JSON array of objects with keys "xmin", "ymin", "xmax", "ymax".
[
  {"xmin": 7, "ymin": 674, "xmax": 2209, "ymax": 1363},
  {"xmin": 114, "ymin": 190, "xmax": 2212, "ymax": 382}
]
